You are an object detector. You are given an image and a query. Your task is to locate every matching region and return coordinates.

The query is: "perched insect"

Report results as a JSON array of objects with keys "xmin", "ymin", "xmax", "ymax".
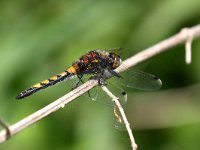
[
  {"xmin": 16, "ymin": 50, "xmax": 122, "ymax": 99},
  {"xmin": 16, "ymin": 48, "xmax": 162, "ymax": 130}
]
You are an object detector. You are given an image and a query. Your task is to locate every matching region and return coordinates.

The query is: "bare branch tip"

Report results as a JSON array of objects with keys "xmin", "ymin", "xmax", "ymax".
[{"xmin": 181, "ymin": 28, "xmax": 193, "ymax": 64}]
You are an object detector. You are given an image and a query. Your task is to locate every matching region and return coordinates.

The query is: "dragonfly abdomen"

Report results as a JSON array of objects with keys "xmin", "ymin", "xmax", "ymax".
[{"xmin": 16, "ymin": 69, "xmax": 74, "ymax": 99}]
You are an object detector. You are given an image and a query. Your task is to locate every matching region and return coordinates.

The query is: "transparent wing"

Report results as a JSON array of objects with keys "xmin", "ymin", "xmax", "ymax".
[
  {"xmin": 119, "ymin": 70, "xmax": 162, "ymax": 91},
  {"xmin": 86, "ymin": 70, "xmax": 162, "ymax": 131},
  {"xmin": 87, "ymin": 85, "xmax": 127, "ymax": 107},
  {"xmin": 86, "ymin": 69, "xmax": 162, "ymax": 106},
  {"xmin": 83, "ymin": 76, "xmax": 127, "ymax": 107}
]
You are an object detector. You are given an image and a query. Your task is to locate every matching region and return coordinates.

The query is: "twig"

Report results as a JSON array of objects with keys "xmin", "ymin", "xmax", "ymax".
[
  {"xmin": 0, "ymin": 79, "xmax": 98, "ymax": 143},
  {"xmin": 0, "ymin": 118, "xmax": 10, "ymax": 140},
  {"xmin": 115, "ymin": 24, "xmax": 200, "ymax": 73},
  {"xmin": 0, "ymin": 24, "xmax": 200, "ymax": 144},
  {"xmin": 101, "ymin": 85, "xmax": 137, "ymax": 150}
]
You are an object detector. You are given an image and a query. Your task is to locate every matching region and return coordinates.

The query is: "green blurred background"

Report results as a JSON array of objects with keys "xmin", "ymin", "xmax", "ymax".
[{"xmin": 0, "ymin": 0, "xmax": 200, "ymax": 150}]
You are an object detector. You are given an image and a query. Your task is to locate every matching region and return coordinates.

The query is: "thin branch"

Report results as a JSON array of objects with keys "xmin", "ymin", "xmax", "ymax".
[
  {"xmin": 0, "ymin": 24, "xmax": 200, "ymax": 144},
  {"xmin": 115, "ymin": 25, "xmax": 200, "ymax": 73},
  {"xmin": 101, "ymin": 85, "xmax": 137, "ymax": 150},
  {"xmin": 182, "ymin": 28, "xmax": 193, "ymax": 64},
  {"xmin": 0, "ymin": 118, "xmax": 10, "ymax": 140}
]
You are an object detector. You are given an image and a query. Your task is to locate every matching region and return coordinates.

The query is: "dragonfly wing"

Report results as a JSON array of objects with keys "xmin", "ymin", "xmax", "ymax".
[
  {"xmin": 86, "ymin": 81, "xmax": 127, "ymax": 106},
  {"xmin": 119, "ymin": 70, "xmax": 162, "ymax": 91}
]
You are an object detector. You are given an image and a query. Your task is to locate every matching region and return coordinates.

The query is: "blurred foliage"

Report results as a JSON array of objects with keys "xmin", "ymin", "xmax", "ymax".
[{"xmin": 0, "ymin": 0, "xmax": 200, "ymax": 150}]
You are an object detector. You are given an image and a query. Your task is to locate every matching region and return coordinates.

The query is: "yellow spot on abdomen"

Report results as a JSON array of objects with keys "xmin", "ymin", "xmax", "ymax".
[
  {"xmin": 33, "ymin": 83, "xmax": 41, "ymax": 88},
  {"xmin": 59, "ymin": 72, "xmax": 66, "ymax": 76},
  {"xmin": 50, "ymin": 76, "xmax": 58, "ymax": 81},
  {"xmin": 41, "ymin": 80, "xmax": 49, "ymax": 84},
  {"xmin": 67, "ymin": 66, "xmax": 76, "ymax": 74}
]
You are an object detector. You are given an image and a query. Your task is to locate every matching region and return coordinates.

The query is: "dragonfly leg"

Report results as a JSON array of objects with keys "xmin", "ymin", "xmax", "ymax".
[
  {"xmin": 77, "ymin": 74, "xmax": 95, "ymax": 99},
  {"xmin": 71, "ymin": 74, "xmax": 83, "ymax": 90},
  {"xmin": 77, "ymin": 74, "xmax": 84, "ymax": 83},
  {"xmin": 108, "ymin": 69, "xmax": 121, "ymax": 78},
  {"xmin": 98, "ymin": 77, "xmax": 106, "ymax": 85}
]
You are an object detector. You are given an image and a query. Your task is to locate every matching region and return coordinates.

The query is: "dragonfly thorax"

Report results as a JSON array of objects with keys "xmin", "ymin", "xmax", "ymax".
[{"xmin": 76, "ymin": 50, "xmax": 122, "ymax": 75}]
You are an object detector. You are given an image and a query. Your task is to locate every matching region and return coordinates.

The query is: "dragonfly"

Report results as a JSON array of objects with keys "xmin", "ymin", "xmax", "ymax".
[
  {"xmin": 16, "ymin": 48, "xmax": 162, "ymax": 130},
  {"xmin": 16, "ymin": 49, "xmax": 122, "ymax": 99},
  {"xmin": 16, "ymin": 49, "xmax": 162, "ymax": 100}
]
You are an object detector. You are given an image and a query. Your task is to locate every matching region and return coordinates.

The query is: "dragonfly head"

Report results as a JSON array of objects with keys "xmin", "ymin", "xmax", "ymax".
[{"xmin": 108, "ymin": 52, "xmax": 122, "ymax": 69}]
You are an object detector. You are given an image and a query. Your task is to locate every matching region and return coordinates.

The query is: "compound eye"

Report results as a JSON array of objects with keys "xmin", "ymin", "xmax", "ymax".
[{"xmin": 108, "ymin": 53, "xmax": 114, "ymax": 60}]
